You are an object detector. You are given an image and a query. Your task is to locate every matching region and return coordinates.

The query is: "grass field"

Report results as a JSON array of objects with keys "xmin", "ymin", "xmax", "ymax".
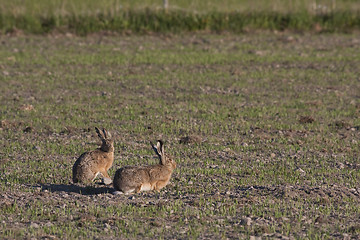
[
  {"xmin": 0, "ymin": 32, "xmax": 360, "ymax": 239},
  {"xmin": 2, "ymin": 0, "xmax": 360, "ymax": 14},
  {"xmin": 1, "ymin": 0, "xmax": 360, "ymax": 34}
]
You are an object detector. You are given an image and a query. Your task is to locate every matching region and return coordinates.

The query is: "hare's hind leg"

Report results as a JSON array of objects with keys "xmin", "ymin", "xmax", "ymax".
[
  {"xmin": 154, "ymin": 180, "xmax": 167, "ymax": 192},
  {"xmin": 140, "ymin": 183, "xmax": 152, "ymax": 192},
  {"xmin": 135, "ymin": 185, "xmax": 142, "ymax": 193}
]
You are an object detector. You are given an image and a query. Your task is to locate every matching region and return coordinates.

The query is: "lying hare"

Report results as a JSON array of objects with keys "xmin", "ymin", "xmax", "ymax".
[
  {"xmin": 72, "ymin": 127, "xmax": 114, "ymax": 185},
  {"xmin": 113, "ymin": 140, "xmax": 176, "ymax": 194}
]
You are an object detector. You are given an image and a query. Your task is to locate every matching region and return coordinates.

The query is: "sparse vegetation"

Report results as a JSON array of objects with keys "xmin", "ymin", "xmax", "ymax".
[
  {"xmin": 0, "ymin": 0, "xmax": 360, "ymax": 239},
  {"xmin": 0, "ymin": 32, "xmax": 359, "ymax": 239}
]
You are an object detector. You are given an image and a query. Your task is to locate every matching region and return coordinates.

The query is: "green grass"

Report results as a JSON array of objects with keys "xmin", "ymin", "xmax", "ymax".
[
  {"xmin": 0, "ymin": 33, "xmax": 360, "ymax": 239},
  {"xmin": 0, "ymin": 0, "xmax": 360, "ymax": 34},
  {"xmin": 3, "ymin": 0, "xmax": 359, "ymax": 16}
]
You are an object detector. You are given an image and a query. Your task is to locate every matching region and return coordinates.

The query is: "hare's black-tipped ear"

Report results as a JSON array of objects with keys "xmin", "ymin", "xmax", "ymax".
[
  {"xmin": 150, "ymin": 141, "xmax": 161, "ymax": 158},
  {"xmin": 151, "ymin": 140, "xmax": 165, "ymax": 165},
  {"xmin": 102, "ymin": 128, "xmax": 112, "ymax": 139},
  {"xmin": 156, "ymin": 140, "xmax": 164, "ymax": 155},
  {"xmin": 95, "ymin": 127, "xmax": 105, "ymax": 140}
]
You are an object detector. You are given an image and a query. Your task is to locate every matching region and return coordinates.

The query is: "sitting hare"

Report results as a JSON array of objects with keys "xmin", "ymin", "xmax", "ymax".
[
  {"xmin": 72, "ymin": 127, "xmax": 114, "ymax": 185},
  {"xmin": 113, "ymin": 140, "xmax": 176, "ymax": 194}
]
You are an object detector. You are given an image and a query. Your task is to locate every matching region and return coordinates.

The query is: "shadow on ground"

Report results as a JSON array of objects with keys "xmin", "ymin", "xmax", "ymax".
[{"xmin": 38, "ymin": 183, "xmax": 114, "ymax": 195}]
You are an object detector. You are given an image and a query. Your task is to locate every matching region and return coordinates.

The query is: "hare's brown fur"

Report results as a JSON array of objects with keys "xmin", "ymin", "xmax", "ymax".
[
  {"xmin": 113, "ymin": 140, "xmax": 176, "ymax": 194},
  {"xmin": 72, "ymin": 127, "xmax": 114, "ymax": 184}
]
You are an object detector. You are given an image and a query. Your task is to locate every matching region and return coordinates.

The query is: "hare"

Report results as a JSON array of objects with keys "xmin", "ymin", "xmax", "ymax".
[
  {"xmin": 72, "ymin": 127, "xmax": 114, "ymax": 185},
  {"xmin": 113, "ymin": 140, "xmax": 176, "ymax": 194}
]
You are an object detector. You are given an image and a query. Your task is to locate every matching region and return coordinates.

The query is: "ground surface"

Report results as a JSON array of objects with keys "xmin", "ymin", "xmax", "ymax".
[{"xmin": 0, "ymin": 32, "xmax": 360, "ymax": 239}]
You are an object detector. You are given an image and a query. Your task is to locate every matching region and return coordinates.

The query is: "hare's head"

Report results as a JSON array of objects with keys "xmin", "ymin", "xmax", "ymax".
[
  {"xmin": 95, "ymin": 127, "xmax": 114, "ymax": 152},
  {"xmin": 151, "ymin": 140, "xmax": 176, "ymax": 170}
]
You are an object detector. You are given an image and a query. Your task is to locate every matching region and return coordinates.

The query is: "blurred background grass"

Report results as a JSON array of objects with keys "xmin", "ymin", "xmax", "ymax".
[
  {"xmin": 1, "ymin": 0, "xmax": 360, "ymax": 16},
  {"xmin": 0, "ymin": 0, "xmax": 359, "ymax": 34}
]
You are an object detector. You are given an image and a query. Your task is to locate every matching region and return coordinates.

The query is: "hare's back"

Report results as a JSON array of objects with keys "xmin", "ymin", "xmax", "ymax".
[
  {"xmin": 115, "ymin": 166, "xmax": 149, "ymax": 180},
  {"xmin": 114, "ymin": 166, "xmax": 151, "ymax": 188},
  {"xmin": 73, "ymin": 151, "xmax": 99, "ymax": 169}
]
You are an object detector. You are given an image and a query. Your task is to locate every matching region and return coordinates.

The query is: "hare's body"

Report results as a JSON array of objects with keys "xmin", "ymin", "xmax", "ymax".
[
  {"xmin": 72, "ymin": 128, "xmax": 114, "ymax": 185},
  {"xmin": 73, "ymin": 150, "xmax": 114, "ymax": 184},
  {"xmin": 114, "ymin": 164, "xmax": 174, "ymax": 193},
  {"xmin": 113, "ymin": 140, "xmax": 176, "ymax": 194}
]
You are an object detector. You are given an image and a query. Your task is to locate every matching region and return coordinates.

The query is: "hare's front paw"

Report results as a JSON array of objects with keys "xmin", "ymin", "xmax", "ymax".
[{"xmin": 103, "ymin": 177, "xmax": 112, "ymax": 185}]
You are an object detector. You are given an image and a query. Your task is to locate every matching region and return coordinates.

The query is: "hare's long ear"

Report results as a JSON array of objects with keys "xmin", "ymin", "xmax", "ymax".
[
  {"xmin": 151, "ymin": 141, "xmax": 161, "ymax": 157},
  {"xmin": 102, "ymin": 128, "xmax": 112, "ymax": 139},
  {"xmin": 151, "ymin": 140, "xmax": 165, "ymax": 165},
  {"xmin": 95, "ymin": 127, "xmax": 105, "ymax": 140},
  {"xmin": 156, "ymin": 140, "xmax": 164, "ymax": 156}
]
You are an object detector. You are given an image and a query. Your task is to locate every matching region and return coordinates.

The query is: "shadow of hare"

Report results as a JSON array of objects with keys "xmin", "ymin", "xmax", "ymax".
[{"xmin": 39, "ymin": 183, "xmax": 114, "ymax": 195}]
